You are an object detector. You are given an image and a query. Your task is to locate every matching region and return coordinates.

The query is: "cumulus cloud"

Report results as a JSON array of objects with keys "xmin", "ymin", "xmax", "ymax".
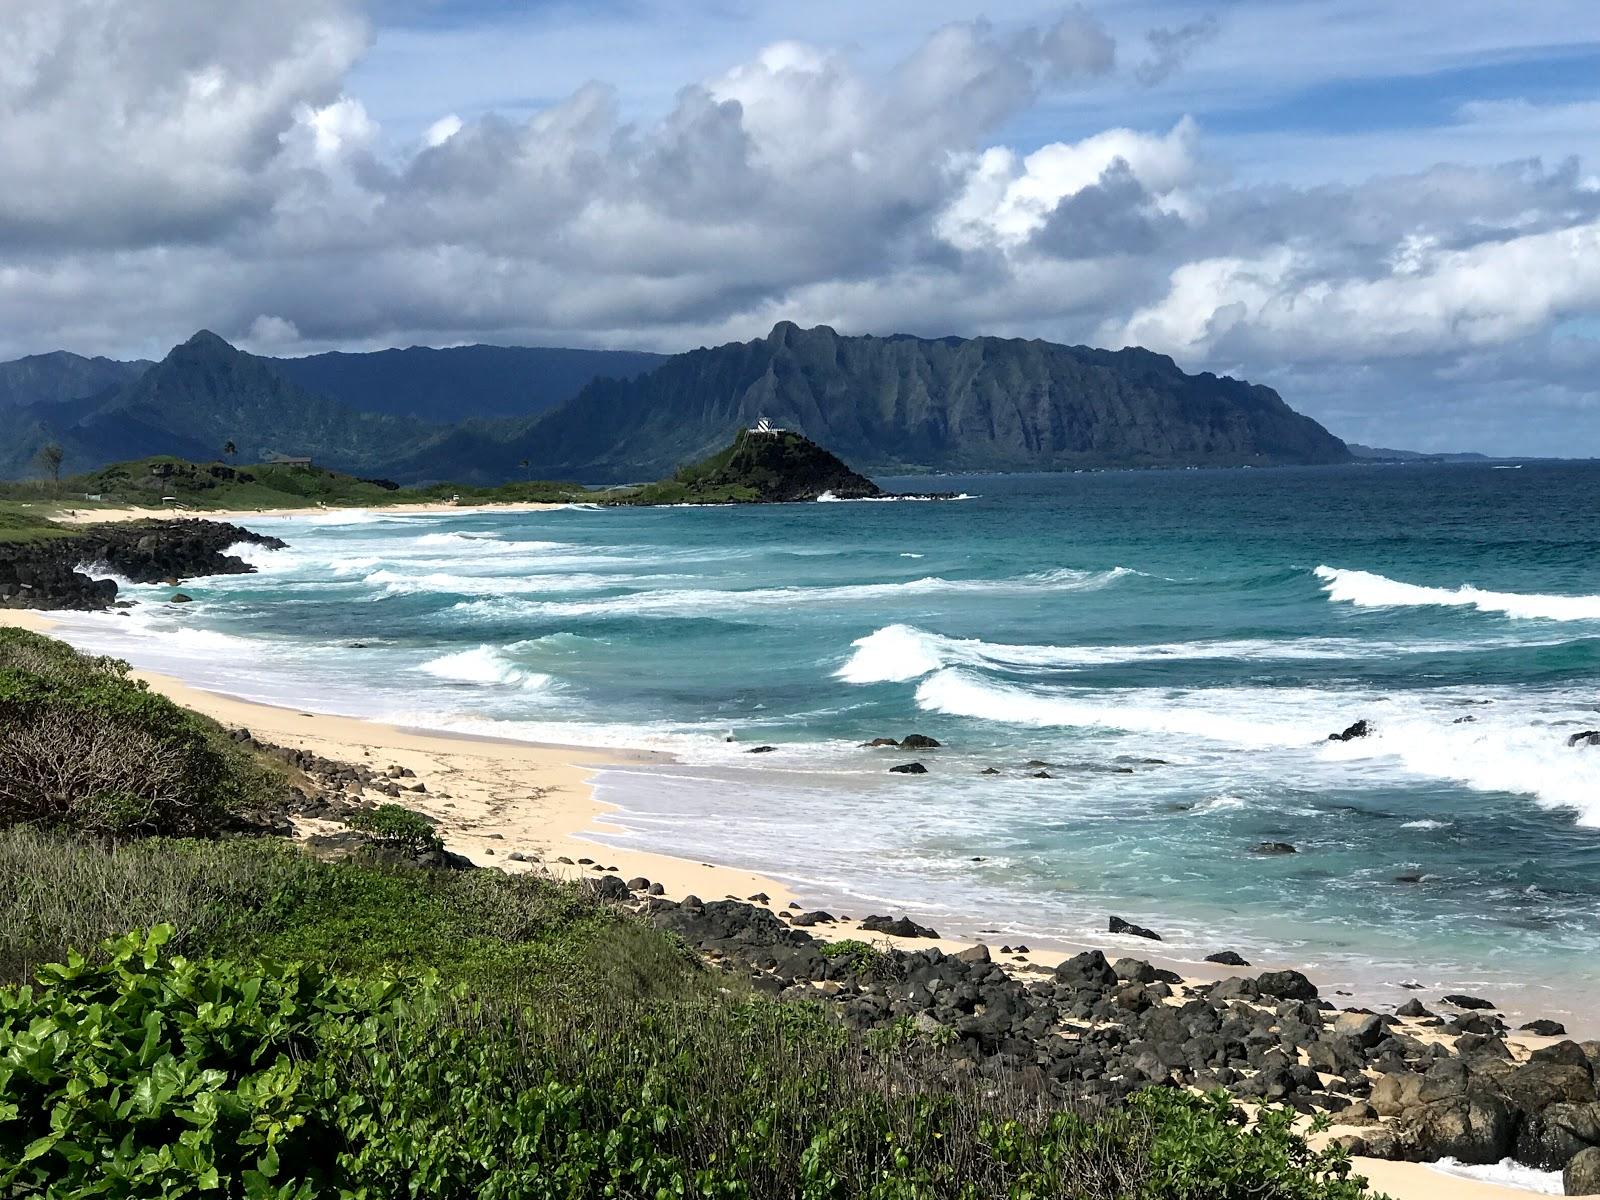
[{"xmin": 0, "ymin": 2, "xmax": 1598, "ymax": 452}]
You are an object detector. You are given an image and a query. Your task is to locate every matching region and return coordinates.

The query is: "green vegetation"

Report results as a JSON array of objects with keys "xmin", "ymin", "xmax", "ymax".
[
  {"xmin": 0, "ymin": 455, "xmax": 595, "ymax": 515},
  {"xmin": 0, "ymin": 502, "xmax": 75, "ymax": 544},
  {"xmin": 0, "ymin": 628, "xmax": 1383, "ymax": 1199},
  {"xmin": 618, "ymin": 428, "xmax": 882, "ymax": 506},
  {"xmin": 0, "ymin": 628, "xmax": 284, "ymax": 836},
  {"xmin": 345, "ymin": 803, "xmax": 444, "ymax": 854}
]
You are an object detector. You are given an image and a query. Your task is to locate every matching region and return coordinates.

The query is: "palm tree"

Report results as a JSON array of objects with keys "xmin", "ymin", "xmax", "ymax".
[
  {"xmin": 36, "ymin": 443, "xmax": 64, "ymax": 487},
  {"xmin": 519, "ymin": 458, "xmax": 531, "ymax": 482},
  {"xmin": 222, "ymin": 440, "xmax": 237, "ymax": 463}
]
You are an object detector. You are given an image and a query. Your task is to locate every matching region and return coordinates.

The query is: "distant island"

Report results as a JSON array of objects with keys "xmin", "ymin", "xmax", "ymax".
[{"xmin": 0, "ymin": 323, "xmax": 1352, "ymax": 484}]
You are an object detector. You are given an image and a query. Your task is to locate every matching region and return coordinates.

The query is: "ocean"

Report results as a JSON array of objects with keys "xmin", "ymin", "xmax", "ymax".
[{"xmin": 43, "ymin": 461, "xmax": 1600, "ymax": 1023}]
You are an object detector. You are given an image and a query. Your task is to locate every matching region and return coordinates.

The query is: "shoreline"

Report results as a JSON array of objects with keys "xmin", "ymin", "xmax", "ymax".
[
  {"xmin": 0, "ymin": 608, "xmax": 1578, "ymax": 1199},
  {"xmin": 44, "ymin": 499, "xmax": 578, "ymax": 524}
]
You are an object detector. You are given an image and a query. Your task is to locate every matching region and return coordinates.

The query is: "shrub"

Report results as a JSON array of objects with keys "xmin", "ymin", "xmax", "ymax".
[
  {"xmin": 345, "ymin": 802, "xmax": 442, "ymax": 853},
  {"xmin": 0, "ymin": 629, "xmax": 286, "ymax": 837}
]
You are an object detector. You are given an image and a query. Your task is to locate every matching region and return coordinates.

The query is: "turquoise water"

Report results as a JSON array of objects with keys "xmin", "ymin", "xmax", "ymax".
[{"xmin": 49, "ymin": 462, "xmax": 1600, "ymax": 1020}]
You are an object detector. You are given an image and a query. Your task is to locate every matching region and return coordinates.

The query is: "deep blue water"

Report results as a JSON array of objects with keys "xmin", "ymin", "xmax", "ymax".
[{"xmin": 49, "ymin": 461, "xmax": 1600, "ymax": 1020}]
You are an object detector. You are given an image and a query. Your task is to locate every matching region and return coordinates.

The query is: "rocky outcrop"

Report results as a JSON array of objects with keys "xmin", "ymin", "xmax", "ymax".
[
  {"xmin": 619, "ymin": 428, "xmax": 924, "ymax": 505},
  {"xmin": 0, "ymin": 519, "xmax": 284, "ymax": 610},
  {"xmin": 626, "ymin": 892, "xmax": 1600, "ymax": 1184}
]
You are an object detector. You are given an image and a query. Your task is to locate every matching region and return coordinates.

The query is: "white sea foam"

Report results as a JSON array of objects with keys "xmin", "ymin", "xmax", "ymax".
[
  {"xmin": 817, "ymin": 491, "xmax": 973, "ymax": 502},
  {"xmin": 417, "ymin": 645, "xmax": 555, "ymax": 690},
  {"xmin": 1401, "ymin": 819, "xmax": 1452, "ymax": 830},
  {"xmin": 363, "ymin": 568, "xmax": 648, "ymax": 596},
  {"xmin": 1425, "ymin": 1157, "xmax": 1562, "ymax": 1194},
  {"xmin": 1316, "ymin": 565, "xmax": 1600, "ymax": 621},
  {"xmin": 835, "ymin": 623, "xmax": 1505, "ymax": 685},
  {"xmin": 1192, "ymin": 794, "xmax": 1249, "ymax": 814},
  {"xmin": 448, "ymin": 569, "xmax": 1133, "ymax": 620},
  {"xmin": 913, "ymin": 669, "xmax": 1322, "ymax": 748},
  {"xmin": 1325, "ymin": 712, "xmax": 1600, "ymax": 827}
]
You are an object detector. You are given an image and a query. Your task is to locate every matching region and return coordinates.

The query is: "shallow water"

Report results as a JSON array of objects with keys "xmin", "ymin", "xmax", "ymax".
[{"xmin": 46, "ymin": 461, "xmax": 1600, "ymax": 1024}]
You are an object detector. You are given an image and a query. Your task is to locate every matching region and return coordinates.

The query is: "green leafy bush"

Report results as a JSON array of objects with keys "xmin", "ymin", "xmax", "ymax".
[{"xmin": 345, "ymin": 802, "xmax": 442, "ymax": 853}]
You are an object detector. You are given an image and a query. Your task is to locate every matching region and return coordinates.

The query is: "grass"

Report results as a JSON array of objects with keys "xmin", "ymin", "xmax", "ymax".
[{"xmin": 0, "ymin": 501, "xmax": 77, "ymax": 544}]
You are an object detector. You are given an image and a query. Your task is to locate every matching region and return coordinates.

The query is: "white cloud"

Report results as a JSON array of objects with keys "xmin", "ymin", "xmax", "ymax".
[{"xmin": 2, "ymin": 2, "xmax": 1600, "ymax": 453}]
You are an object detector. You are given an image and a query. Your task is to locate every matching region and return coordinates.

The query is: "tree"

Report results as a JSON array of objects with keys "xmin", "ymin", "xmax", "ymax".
[
  {"xmin": 519, "ymin": 458, "xmax": 530, "ymax": 481},
  {"xmin": 222, "ymin": 440, "xmax": 237, "ymax": 462},
  {"xmin": 36, "ymin": 443, "xmax": 64, "ymax": 486}
]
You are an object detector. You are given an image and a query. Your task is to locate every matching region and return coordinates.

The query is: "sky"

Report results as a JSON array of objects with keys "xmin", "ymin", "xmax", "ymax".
[{"xmin": 2, "ymin": 1, "xmax": 1598, "ymax": 453}]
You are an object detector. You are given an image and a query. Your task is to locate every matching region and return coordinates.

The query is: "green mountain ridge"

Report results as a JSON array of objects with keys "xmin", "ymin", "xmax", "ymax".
[
  {"xmin": 0, "ymin": 324, "xmax": 1352, "ymax": 483},
  {"xmin": 450, "ymin": 322, "xmax": 1350, "ymax": 482}
]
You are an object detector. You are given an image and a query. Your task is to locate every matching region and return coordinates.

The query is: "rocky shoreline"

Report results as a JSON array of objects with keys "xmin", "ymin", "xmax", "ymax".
[
  {"xmin": 256, "ymin": 708, "xmax": 1600, "ymax": 1193},
  {"xmin": 0, "ymin": 518, "xmax": 284, "ymax": 609},
  {"xmin": 628, "ymin": 890, "xmax": 1597, "ymax": 1193}
]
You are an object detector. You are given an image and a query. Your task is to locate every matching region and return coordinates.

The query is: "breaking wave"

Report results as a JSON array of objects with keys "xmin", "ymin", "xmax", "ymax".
[
  {"xmin": 417, "ymin": 645, "xmax": 555, "ymax": 691},
  {"xmin": 1316, "ymin": 566, "xmax": 1600, "ymax": 621}
]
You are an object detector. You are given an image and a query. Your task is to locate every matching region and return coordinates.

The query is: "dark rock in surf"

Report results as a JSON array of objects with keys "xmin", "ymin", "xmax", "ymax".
[
  {"xmin": 747, "ymin": 745, "xmax": 778, "ymax": 754},
  {"xmin": 1443, "ymin": 994, "xmax": 1496, "ymax": 1011},
  {"xmin": 1327, "ymin": 720, "xmax": 1371, "ymax": 742},
  {"xmin": 1205, "ymin": 951, "xmax": 1251, "ymax": 967},
  {"xmin": 898, "ymin": 733, "xmax": 942, "ymax": 749},
  {"xmin": 1108, "ymin": 915, "xmax": 1161, "ymax": 941},
  {"xmin": 1567, "ymin": 730, "xmax": 1600, "ymax": 748},
  {"xmin": 1249, "ymin": 841, "xmax": 1297, "ymax": 855},
  {"xmin": 862, "ymin": 737, "xmax": 899, "ymax": 748},
  {"xmin": 1522, "ymin": 1019, "xmax": 1569, "ymax": 1037},
  {"xmin": 889, "ymin": 762, "xmax": 928, "ymax": 774},
  {"xmin": 860, "ymin": 914, "xmax": 939, "ymax": 939}
]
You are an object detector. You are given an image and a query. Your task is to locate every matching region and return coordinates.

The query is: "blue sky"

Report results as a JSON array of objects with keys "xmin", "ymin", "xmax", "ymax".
[{"xmin": 2, "ymin": 0, "xmax": 1598, "ymax": 452}]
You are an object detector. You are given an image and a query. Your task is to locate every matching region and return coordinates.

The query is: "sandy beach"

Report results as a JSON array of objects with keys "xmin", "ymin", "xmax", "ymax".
[
  {"xmin": 2, "ymin": 606, "xmax": 1569, "ymax": 1200},
  {"xmin": 44, "ymin": 499, "xmax": 577, "ymax": 525}
]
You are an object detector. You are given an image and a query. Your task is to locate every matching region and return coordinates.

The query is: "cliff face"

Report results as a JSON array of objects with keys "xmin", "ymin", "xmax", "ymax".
[
  {"xmin": 623, "ymin": 429, "xmax": 885, "ymax": 504},
  {"xmin": 495, "ymin": 323, "xmax": 1350, "ymax": 482}
]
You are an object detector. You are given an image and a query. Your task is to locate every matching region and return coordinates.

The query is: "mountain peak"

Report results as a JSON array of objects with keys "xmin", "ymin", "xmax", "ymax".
[{"xmin": 177, "ymin": 329, "xmax": 238, "ymax": 356}]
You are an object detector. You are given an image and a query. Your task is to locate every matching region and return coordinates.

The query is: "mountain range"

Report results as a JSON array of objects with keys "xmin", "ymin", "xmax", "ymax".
[{"xmin": 0, "ymin": 324, "xmax": 1351, "ymax": 482}]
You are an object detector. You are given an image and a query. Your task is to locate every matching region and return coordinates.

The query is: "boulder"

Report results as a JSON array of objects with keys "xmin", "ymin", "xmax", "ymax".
[
  {"xmin": 789, "ymin": 910, "xmax": 834, "ymax": 927},
  {"xmin": 898, "ymin": 734, "xmax": 942, "ymax": 749},
  {"xmin": 859, "ymin": 914, "xmax": 939, "ymax": 939},
  {"xmin": 1567, "ymin": 731, "xmax": 1600, "ymax": 749},
  {"xmin": 1205, "ymin": 950, "xmax": 1251, "ymax": 967},
  {"xmin": 586, "ymin": 874, "xmax": 631, "ymax": 902},
  {"xmin": 1108, "ymin": 915, "xmax": 1161, "ymax": 941},
  {"xmin": 746, "ymin": 745, "xmax": 778, "ymax": 754},
  {"xmin": 889, "ymin": 762, "xmax": 928, "ymax": 774},
  {"xmin": 861, "ymin": 737, "xmax": 899, "ymax": 748},
  {"xmin": 1443, "ymin": 994, "xmax": 1497, "ymax": 1011},
  {"xmin": 1257, "ymin": 969, "xmax": 1318, "ymax": 1001},
  {"xmin": 1515, "ymin": 1102, "xmax": 1600, "ymax": 1170},
  {"xmin": 1395, "ymin": 999, "xmax": 1432, "ymax": 1019},
  {"xmin": 1209, "ymin": 976, "xmax": 1261, "ymax": 1003},
  {"xmin": 1054, "ymin": 949, "xmax": 1117, "ymax": 990},
  {"xmin": 1566, "ymin": 1146, "xmax": 1600, "ymax": 1196},
  {"xmin": 1395, "ymin": 1092, "xmax": 1515, "ymax": 1164},
  {"xmin": 1249, "ymin": 842, "xmax": 1298, "ymax": 855},
  {"xmin": 1524, "ymin": 1019, "xmax": 1570, "ymax": 1037},
  {"xmin": 1112, "ymin": 958, "xmax": 1157, "ymax": 984},
  {"xmin": 1333, "ymin": 1012, "xmax": 1386, "ymax": 1049}
]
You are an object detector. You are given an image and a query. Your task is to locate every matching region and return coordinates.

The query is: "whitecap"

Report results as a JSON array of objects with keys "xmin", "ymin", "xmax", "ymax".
[
  {"xmin": 1316, "ymin": 565, "xmax": 1600, "ymax": 621},
  {"xmin": 416, "ymin": 645, "xmax": 555, "ymax": 691},
  {"xmin": 913, "ymin": 669, "xmax": 1320, "ymax": 748}
]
